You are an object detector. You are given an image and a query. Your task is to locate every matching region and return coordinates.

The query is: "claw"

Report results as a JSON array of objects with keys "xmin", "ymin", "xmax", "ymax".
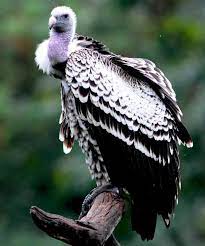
[{"xmin": 79, "ymin": 184, "xmax": 121, "ymax": 219}]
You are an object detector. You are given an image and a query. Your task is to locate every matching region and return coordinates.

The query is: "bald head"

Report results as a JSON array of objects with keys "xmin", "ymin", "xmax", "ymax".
[{"xmin": 49, "ymin": 6, "xmax": 77, "ymax": 34}]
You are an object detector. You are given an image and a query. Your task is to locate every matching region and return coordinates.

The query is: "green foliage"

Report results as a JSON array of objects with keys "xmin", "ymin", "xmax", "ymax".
[{"xmin": 1, "ymin": 0, "xmax": 205, "ymax": 245}]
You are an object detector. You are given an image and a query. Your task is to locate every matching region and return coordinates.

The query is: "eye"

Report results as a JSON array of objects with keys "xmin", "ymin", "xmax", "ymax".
[{"xmin": 63, "ymin": 14, "xmax": 69, "ymax": 19}]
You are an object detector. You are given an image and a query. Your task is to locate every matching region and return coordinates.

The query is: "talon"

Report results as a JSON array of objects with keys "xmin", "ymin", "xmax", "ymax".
[{"xmin": 79, "ymin": 184, "xmax": 122, "ymax": 219}]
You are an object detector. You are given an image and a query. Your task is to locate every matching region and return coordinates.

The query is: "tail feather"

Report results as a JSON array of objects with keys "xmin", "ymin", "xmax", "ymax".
[
  {"xmin": 131, "ymin": 195, "xmax": 157, "ymax": 241},
  {"xmin": 131, "ymin": 151, "xmax": 179, "ymax": 240},
  {"xmin": 131, "ymin": 192, "xmax": 174, "ymax": 241}
]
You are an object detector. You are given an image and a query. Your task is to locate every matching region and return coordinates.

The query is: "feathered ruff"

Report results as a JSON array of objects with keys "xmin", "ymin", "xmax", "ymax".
[{"xmin": 35, "ymin": 39, "xmax": 51, "ymax": 74}]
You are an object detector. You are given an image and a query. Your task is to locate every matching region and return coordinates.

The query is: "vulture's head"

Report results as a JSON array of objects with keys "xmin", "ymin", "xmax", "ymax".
[{"xmin": 49, "ymin": 6, "xmax": 77, "ymax": 34}]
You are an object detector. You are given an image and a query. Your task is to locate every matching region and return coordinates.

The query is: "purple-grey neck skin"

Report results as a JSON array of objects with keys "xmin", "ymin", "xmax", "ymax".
[
  {"xmin": 47, "ymin": 6, "xmax": 77, "ymax": 65},
  {"xmin": 48, "ymin": 31, "xmax": 71, "ymax": 64}
]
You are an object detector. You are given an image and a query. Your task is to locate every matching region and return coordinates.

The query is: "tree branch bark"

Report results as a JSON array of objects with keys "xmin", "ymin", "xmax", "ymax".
[{"xmin": 30, "ymin": 191, "xmax": 125, "ymax": 246}]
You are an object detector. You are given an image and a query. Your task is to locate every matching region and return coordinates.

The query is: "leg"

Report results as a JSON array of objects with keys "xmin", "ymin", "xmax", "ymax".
[{"xmin": 78, "ymin": 183, "xmax": 121, "ymax": 219}]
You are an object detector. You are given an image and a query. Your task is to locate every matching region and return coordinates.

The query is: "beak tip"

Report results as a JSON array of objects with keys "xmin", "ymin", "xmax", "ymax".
[{"xmin": 49, "ymin": 16, "xmax": 57, "ymax": 30}]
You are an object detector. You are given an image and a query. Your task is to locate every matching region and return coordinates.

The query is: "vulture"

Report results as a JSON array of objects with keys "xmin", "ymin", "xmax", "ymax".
[{"xmin": 35, "ymin": 6, "xmax": 193, "ymax": 240}]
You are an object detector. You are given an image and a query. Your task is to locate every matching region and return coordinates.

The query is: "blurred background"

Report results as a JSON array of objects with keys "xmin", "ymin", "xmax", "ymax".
[{"xmin": 0, "ymin": 0, "xmax": 205, "ymax": 245}]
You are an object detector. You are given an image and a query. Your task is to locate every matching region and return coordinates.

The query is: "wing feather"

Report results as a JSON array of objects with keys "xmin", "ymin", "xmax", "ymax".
[
  {"xmin": 65, "ymin": 48, "xmax": 192, "ymax": 240},
  {"xmin": 66, "ymin": 49, "xmax": 182, "ymax": 162}
]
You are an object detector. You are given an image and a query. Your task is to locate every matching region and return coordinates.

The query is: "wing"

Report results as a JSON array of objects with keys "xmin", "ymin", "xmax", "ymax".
[
  {"xmin": 113, "ymin": 57, "xmax": 177, "ymax": 102},
  {"xmin": 65, "ymin": 48, "xmax": 192, "ymax": 239},
  {"xmin": 66, "ymin": 49, "xmax": 192, "ymax": 151},
  {"xmin": 111, "ymin": 55, "xmax": 193, "ymax": 148},
  {"xmin": 59, "ymin": 80, "xmax": 110, "ymax": 186}
]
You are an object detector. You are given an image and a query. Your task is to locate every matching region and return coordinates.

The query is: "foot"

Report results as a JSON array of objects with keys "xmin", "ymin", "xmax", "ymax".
[{"xmin": 78, "ymin": 184, "xmax": 121, "ymax": 219}]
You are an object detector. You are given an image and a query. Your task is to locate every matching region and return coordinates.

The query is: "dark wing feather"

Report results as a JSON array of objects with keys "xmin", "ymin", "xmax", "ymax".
[{"xmin": 74, "ymin": 34, "xmax": 113, "ymax": 55}]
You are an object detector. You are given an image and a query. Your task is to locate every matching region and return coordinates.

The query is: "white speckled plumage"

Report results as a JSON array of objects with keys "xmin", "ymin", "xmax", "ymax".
[{"xmin": 65, "ymin": 49, "xmax": 181, "ymax": 164}]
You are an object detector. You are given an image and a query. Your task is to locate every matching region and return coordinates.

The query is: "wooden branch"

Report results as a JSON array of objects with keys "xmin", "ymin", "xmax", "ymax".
[{"xmin": 30, "ymin": 191, "xmax": 125, "ymax": 246}]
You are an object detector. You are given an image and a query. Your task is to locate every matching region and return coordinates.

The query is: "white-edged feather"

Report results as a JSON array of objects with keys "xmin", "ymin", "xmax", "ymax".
[
  {"xmin": 63, "ymin": 141, "xmax": 72, "ymax": 154},
  {"xmin": 186, "ymin": 140, "xmax": 193, "ymax": 148}
]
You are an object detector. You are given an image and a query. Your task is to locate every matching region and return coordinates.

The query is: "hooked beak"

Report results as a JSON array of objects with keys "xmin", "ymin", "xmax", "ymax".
[
  {"xmin": 49, "ymin": 16, "xmax": 57, "ymax": 30},
  {"xmin": 48, "ymin": 16, "xmax": 66, "ymax": 33}
]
